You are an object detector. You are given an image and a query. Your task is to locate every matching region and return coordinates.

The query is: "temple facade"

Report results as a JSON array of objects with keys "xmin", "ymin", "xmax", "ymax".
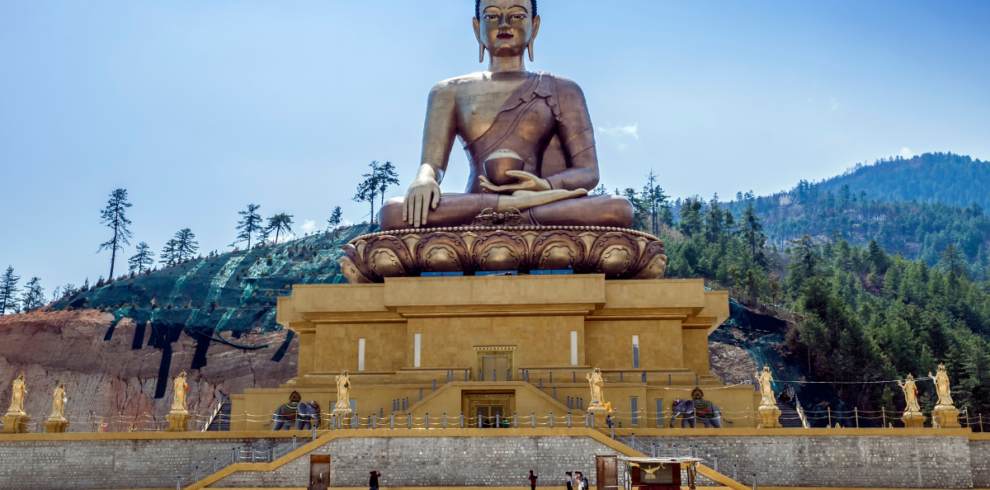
[{"xmin": 234, "ymin": 274, "xmax": 760, "ymax": 430}]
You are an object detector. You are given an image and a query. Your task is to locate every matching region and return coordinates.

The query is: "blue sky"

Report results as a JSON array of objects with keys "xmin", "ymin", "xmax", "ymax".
[{"xmin": 1, "ymin": 0, "xmax": 989, "ymax": 293}]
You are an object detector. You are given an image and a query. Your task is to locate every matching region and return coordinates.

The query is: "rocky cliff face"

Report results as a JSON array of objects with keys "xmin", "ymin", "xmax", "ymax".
[{"xmin": 0, "ymin": 310, "xmax": 296, "ymax": 432}]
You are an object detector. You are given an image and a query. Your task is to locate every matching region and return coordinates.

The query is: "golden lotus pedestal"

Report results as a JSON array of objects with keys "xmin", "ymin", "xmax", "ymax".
[
  {"xmin": 44, "ymin": 418, "xmax": 69, "ymax": 433},
  {"xmin": 902, "ymin": 411, "xmax": 926, "ymax": 428},
  {"xmin": 165, "ymin": 410, "xmax": 191, "ymax": 432},
  {"xmin": 1, "ymin": 413, "xmax": 30, "ymax": 434},
  {"xmin": 341, "ymin": 226, "xmax": 667, "ymax": 283},
  {"xmin": 933, "ymin": 405, "xmax": 961, "ymax": 428},
  {"xmin": 758, "ymin": 405, "xmax": 781, "ymax": 428}
]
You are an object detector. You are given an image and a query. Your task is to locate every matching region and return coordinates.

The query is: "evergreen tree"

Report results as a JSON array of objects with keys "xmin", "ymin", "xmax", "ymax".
[
  {"xmin": 938, "ymin": 243, "xmax": 969, "ymax": 280},
  {"xmin": 622, "ymin": 188, "xmax": 650, "ymax": 232},
  {"xmin": 376, "ymin": 161, "xmax": 401, "ymax": 207},
  {"xmin": 642, "ymin": 170, "xmax": 668, "ymax": 236},
  {"xmin": 327, "ymin": 206, "xmax": 344, "ymax": 239},
  {"xmin": 266, "ymin": 214, "xmax": 295, "ymax": 244},
  {"xmin": 20, "ymin": 277, "xmax": 45, "ymax": 312},
  {"xmin": 0, "ymin": 266, "xmax": 21, "ymax": 315},
  {"xmin": 678, "ymin": 198, "xmax": 703, "ymax": 237},
  {"xmin": 591, "ymin": 184, "xmax": 609, "ymax": 196},
  {"xmin": 172, "ymin": 229, "xmax": 199, "ymax": 261},
  {"xmin": 353, "ymin": 162, "xmax": 382, "ymax": 223},
  {"xmin": 97, "ymin": 189, "xmax": 133, "ymax": 280},
  {"xmin": 740, "ymin": 201, "xmax": 767, "ymax": 263},
  {"xmin": 235, "ymin": 204, "xmax": 263, "ymax": 250},
  {"xmin": 160, "ymin": 239, "xmax": 180, "ymax": 266},
  {"xmin": 128, "ymin": 242, "xmax": 154, "ymax": 273}
]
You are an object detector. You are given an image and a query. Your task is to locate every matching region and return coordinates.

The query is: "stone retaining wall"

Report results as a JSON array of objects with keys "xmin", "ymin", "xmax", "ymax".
[{"xmin": 971, "ymin": 438, "xmax": 990, "ymax": 488}]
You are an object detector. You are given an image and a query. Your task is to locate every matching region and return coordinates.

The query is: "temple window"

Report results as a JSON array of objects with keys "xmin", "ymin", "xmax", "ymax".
[
  {"xmin": 414, "ymin": 333, "xmax": 422, "ymax": 367},
  {"xmin": 631, "ymin": 397, "xmax": 639, "ymax": 426},
  {"xmin": 358, "ymin": 338, "xmax": 366, "ymax": 372},
  {"xmin": 570, "ymin": 331, "xmax": 578, "ymax": 365},
  {"xmin": 632, "ymin": 335, "xmax": 640, "ymax": 368},
  {"xmin": 655, "ymin": 398, "xmax": 664, "ymax": 427}
]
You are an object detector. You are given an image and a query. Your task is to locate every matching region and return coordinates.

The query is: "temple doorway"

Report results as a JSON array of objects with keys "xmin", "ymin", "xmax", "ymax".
[
  {"xmin": 309, "ymin": 455, "xmax": 330, "ymax": 490},
  {"xmin": 463, "ymin": 391, "xmax": 515, "ymax": 428},
  {"xmin": 481, "ymin": 356, "xmax": 510, "ymax": 381}
]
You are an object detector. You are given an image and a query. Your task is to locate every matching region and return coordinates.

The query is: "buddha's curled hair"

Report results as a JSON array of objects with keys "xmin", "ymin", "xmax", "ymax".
[{"xmin": 475, "ymin": 0, "xmax": 537, "ymax": 19}]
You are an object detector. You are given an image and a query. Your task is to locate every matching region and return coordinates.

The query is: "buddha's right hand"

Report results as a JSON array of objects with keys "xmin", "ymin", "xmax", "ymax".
[{"xmin": 403, "ymin": 177, "xmax": 441, "ymax": 227}]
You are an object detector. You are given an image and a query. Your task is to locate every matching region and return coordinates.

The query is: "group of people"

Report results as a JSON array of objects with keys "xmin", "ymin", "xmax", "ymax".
[{"xmin": 525, "ymin": 470, "xmax": 589, "ymax": 490}]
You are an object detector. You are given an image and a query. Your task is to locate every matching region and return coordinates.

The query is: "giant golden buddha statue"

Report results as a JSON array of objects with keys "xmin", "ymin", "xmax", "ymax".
[
  {"xmin": 341, "ymin": 0, "xmax": 666, "ymax": 283},
  {"xmin": 379, "ymin": 0, "xmax": 632, "ymax": 231}
]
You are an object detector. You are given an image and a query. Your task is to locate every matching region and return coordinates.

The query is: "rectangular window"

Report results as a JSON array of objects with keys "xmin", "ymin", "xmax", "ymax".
[
  {"xmin": 631, "ymin": 397, "xmax": 639, "ymax": 426},
  {"xmin": 632, "ymin": 335, "xmax": 640, "ymax": 368},
  {"xmin": 570, "ymin": 331, "xmax": 578, "ymax": 366},
  {"xmin": 656, "ymin": 399, "xmax": 664, "ymax": 427},
  {"xmin": 358, "ymin": 338, "xmax": 366, "ymax": 372},
  {"xmin": 414, "ymin": 333, "xmax": 422, "ymax": 367}
]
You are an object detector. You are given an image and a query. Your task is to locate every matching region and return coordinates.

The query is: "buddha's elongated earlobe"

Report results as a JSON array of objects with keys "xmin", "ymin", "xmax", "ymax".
[
  {"xmin": 479, "ymin": 43, "xmax": 486, "ymax": 63},
  {"xmin": 528, "ymin": 40, "xmax": 535, "ymax": 62}
]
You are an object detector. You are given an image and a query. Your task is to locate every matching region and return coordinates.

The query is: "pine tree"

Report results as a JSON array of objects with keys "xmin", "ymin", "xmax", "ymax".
[
  {"xmin": 128, "ymin": 242, "xmax": 155, "ymax": 273},
  {"xmin": 97, "ymin": 189, "xmax": 133, "ymax": 280},
  {"xmin": 174, "ymin": 229, "xmax": 199, "ymax": 261},
  {"xmin": 641, "ymin": 170, "xmax": 668, "ymax": 236},
  {"xmin": 266, "ymin": 214, "xmax": 294, "ymax": 244},
  {"xmin": 20, "ymin": 277, "xmax": 45, "ymax": 312},
  {"xmin": 235, "ymin": 204, "xmax": 263, "ymax": 250},
  {"xmin": 0, "ymin": 266, "xmax": 21, "ymax": 315},
  {"xmin": 741, "ymin": 201, "xmax": 767, "ymax": 262},
  {"xmin": 327, "ymin": 206, "xmax": 344, "ymax": 239},
  {"xmin": 678, "ymin": 198, "xmax": 704, "ymax": 237},
  {"xmin": 160, "ymin": 239, "xmax": 180, "ymax": 266},
  {"xmin": 376, "ymin": 161, "xmax": 401, "ymax": 207},
  {"xmin": 591, "ymin": 184, "xmax": 609, "ymax": 196},
  {"xmin": 938, "ymin": 243, "xmax": 968, "ymax": 280},
  {"xmin": 353, "ymin": 162, "xmax": 382, "ymax": 223}
]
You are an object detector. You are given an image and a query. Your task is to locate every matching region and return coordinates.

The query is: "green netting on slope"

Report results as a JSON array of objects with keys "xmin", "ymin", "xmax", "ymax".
[{"xmin": 711, "ymin": 298, "xmax": 866, "ymax": 427}]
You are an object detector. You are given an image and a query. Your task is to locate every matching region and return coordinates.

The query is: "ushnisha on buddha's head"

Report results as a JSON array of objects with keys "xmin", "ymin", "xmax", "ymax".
[{"xmin": 474, "ymin": 0, "xmax": 540, "ymax": 62}]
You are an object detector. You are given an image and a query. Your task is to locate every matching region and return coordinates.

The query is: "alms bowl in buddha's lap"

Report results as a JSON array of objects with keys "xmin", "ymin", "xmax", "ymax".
[{"xmin": 484, "ymin": 156, "xmax": 525, "ymax": 186}]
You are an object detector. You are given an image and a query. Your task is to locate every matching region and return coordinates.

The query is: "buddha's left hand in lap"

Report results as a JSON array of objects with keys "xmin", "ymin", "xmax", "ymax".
[{"xmin": 479, "ymin": 170, "xmax": 552, "ymax": 194}]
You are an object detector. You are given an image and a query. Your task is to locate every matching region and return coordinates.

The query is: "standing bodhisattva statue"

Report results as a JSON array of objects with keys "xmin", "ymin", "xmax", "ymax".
[
  {"xmin": 335, "ymin": 369, "xmax": 351, "ymax": 413},
  {"xmin": 897, "ymin": 374, "xmax": 921, "ymax": 413},
  {"xmin": 171, "ymin": 371, "xmax": 189, "ymax": 413},
  {"xmin": 50, "ymin": 382, "xmax": 67, "ymax": 421},
  {"xmin": 932, "ymin": 364, "xmax": 954, "ymax": 407},
  {"xmin": 756, "ymin": 366, "xmax": 776, "ymax": 407},
  {"xmin": 378, "ymin": 0, "xmax": 634, "ymax": 231},
  {"xmin": 6, "ymin": 373, "xmax": 27, "ymax": 415},
  {"xmin": 587, "ymin": 368, "xmax": 604, "ymax": 405}
]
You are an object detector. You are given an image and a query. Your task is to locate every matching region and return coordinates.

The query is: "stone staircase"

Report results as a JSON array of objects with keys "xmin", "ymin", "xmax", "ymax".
[
  {"xmin": 777, "ymin": 401, "xmax": 804, "ymax": 428},
  {"xmin": 205, "ymin": 394, "xmax": 231, "ymax": 432}
]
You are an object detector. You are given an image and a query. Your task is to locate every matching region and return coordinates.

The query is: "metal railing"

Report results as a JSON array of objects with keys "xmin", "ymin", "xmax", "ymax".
[{"xmin": 201, "ymin": 393, "xmax": 230, "ymax": 432}]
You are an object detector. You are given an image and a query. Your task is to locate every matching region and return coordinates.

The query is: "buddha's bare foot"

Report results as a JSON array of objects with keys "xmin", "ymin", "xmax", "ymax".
[{"xmin": 496, "ymin": 188, "xmax": 588, "ymax": 212}]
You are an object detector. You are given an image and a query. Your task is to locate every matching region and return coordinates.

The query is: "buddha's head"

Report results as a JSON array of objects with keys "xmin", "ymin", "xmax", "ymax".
[{"xmin": 474, "ymin": 0, "xmax": 540, "ymax": 62}]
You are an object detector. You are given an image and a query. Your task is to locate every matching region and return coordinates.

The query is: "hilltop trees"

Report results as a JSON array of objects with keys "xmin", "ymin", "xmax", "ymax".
[
  {"xmin": 353, "ymin": 161, "xmax": 401, "ymax": 223},
  {"xmin": 20, "ymin": 277, "xmax": 45, "ymax": 312},
  {"xmin": 174, "ymin": 229, "xmax": 199, "ymax": 261},
  {"xmin": 97, "ymin": 189, "xmax": 133, "ymax": 280},
  {"xmin": 235, "ymin": 204, "xmax": 263, "ymax": 250},
  {"xmin": 0, "ymin": 266, "xmax": 21, "ymax": 315},
  {"xmin": 327, "ymin": 206, "xmax": 343, "ymax": 239},
  {"xmin": 266, "ymin": 214, "xmax": 294, "ymax": 244},
  {"xmin": 159, "ymin": 239, "xmax": 180, "ymax": 266},
  {"xmin": 128, "ymin": 242, "xmax": 154, "ymax": 273}
]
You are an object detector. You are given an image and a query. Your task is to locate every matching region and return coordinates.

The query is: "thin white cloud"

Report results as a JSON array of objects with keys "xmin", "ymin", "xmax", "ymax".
[
  {"xmin": 301, "ymin": 220, "xmax": 317, "ymax": 234},
  {"xmin": 599, "ymin": 124, "xmax": 639, "ymax": 140},
  {"xmin": 900, "ymin": 147, "xmax": 913, "ymax": 158}
]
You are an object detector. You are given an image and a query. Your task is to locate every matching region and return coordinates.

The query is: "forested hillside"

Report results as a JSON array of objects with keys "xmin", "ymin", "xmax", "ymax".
[{"xmin": 818, "ymin": 152, "xmax": 990, "ymax": 210}]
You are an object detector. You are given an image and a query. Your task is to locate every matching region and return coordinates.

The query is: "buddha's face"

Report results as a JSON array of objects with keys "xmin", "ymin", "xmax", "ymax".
[{"xmin": 474, "ymin": 0, "xmax": 540, "ymax": 58}]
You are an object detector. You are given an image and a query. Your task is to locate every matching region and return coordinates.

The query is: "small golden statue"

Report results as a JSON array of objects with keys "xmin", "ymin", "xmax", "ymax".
[
  {"xmin": 44, "ymin": 382, "xmax": 69, "ymax": 433},
  {"xmin": 2, "ymin": 373, "xmax": 31, "ymax": 433},
  {"xmin": 333, "ymin": 369, "xmax": 353, "ymax": 415},
  {"xmin": 165, "ymin": 371, "xmax": 191, "ymax": 432},
  {"xmin": 897, "ymin": 373, "xmax": 925, "ymax": 428},
  {"xmin": 930, "ymin": 364, "xmax": 960, "ymax": 428},
  {"xmin": 586, "ymin": 367, "xmax": 611, "ymax": 415},
  {"xmin": 755, "ymin": 366, "xmax": 781, "ymax": 428}
]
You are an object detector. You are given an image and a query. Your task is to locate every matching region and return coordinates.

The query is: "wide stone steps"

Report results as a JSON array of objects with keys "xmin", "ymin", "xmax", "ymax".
[{"xmin": 776, "ymin": 402, "xmax": 804, "ymax": 428}]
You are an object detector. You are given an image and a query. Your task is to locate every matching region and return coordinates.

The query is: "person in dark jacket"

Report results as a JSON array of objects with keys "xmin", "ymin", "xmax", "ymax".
[
  {"xmin": 528, "ymin": 470, "xmax": 538, "ymax": 489},
  {"xmin": 369, "ymin": 470, "xmax": 381, "ymax": 490}
]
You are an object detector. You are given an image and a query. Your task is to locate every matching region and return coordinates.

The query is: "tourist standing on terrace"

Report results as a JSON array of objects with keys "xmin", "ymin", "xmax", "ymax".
[{"xmin": 528, "ymin": 470, "xmax": 538, "ymax": 489}]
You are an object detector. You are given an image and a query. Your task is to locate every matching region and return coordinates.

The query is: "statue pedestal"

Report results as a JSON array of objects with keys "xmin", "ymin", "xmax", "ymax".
[
  {"xmin": 1, "ymin": 413, "xmax": 30, "ymax": 433},
  {"xmin": 758, "ymin": 405, "xmax": 781, "ymax": 428},
  {"xmin": 165, "ymin": 410, "xmax": 191, "ymax": 432},
  {"xmin": 44, "ymin": 418, "xmax": 69, "ymax": 433},
  {"xmin": 332, "ymin": 409, "xmax": 353, "ymax": 428},
  {"xmin": 902, "ymin": 411, "xmax": 926, "ymax": 428},
  {"xmin": 933, "ymin": 405, "xmax": 961, "ymax": 428}
]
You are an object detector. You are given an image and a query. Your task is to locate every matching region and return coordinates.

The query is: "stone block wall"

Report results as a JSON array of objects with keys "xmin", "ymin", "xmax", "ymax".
[
  {"xmin": 639, "ymin": 434, "xmax": 973, "ymax": 489},
  {"xmin": 971, "ymin": 438, "xmax": 990, "ymax": 488},
  {"xmin": 213, "ymin": 435, "xmax": 623, "ymax": 488},
  {"xmin": 0, "ymin": 436, "xmax": 291, "ymax": 490}
]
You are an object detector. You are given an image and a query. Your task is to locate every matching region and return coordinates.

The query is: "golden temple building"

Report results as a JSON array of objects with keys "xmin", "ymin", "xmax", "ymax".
[{"xmin": 235, "ymin": 274, "xmax": 759, "ymax": 429}]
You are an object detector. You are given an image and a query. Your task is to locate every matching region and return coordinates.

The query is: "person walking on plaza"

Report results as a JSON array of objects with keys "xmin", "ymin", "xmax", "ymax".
[
  {"xmin": 566, "ymin": 471, "xmax": 574, "ymax": 490},
  {"xmin": 528, "ymin": 470, "xmax": 538, "ymax": 490},
  {"xmin": 369, "ymin": 470, "xmax": 381, "ymax": 490}
]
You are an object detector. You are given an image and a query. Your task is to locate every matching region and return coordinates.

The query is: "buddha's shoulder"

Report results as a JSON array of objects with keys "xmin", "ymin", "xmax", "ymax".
[{"xmin": 429, "ymin": 72, "xmax": 490, "ymax": 93}]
